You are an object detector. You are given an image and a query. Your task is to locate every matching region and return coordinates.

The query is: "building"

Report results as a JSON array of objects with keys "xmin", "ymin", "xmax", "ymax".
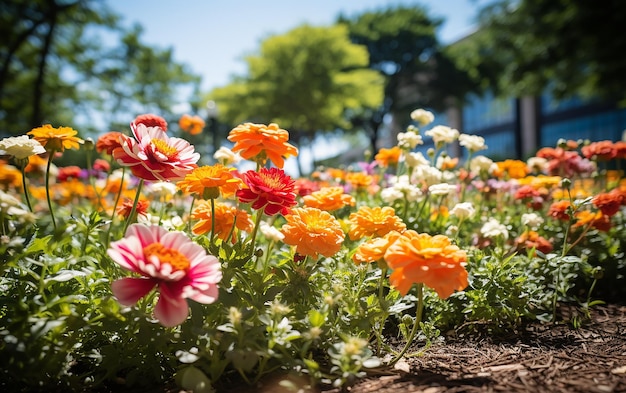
[{"xmin": 434, "ymin": 91, "xmax": 626, "ymax": 160}]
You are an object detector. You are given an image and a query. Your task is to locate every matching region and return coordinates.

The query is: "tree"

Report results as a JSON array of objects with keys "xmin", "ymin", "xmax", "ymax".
[
  {"xmin": 209, "ymin": 24, "xmax": 384, "ymax": 175},
  {"xmin": 339, "ymin": 6, "xmax": 479, "ymax": 153},
  {"xmin": 475, "ymin": 0, "xmax": 626, "ymax": 103},
  {"xmin": 0, "ymin": 0, "xmax": 201, "ymax": 136}
]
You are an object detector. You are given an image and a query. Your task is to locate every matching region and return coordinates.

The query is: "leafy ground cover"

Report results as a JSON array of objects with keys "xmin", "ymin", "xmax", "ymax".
[{"xmin": 1, "ymin": 110, "xmax": 625, "ymax": 392}]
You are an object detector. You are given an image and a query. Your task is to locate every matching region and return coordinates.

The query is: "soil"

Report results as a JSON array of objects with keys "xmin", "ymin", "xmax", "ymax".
[{"xmin": 223, "ymin": 303, "xmax": 626, "ymax": 393}]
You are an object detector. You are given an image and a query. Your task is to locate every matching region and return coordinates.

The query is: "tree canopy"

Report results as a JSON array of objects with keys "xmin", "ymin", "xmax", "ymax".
[
  {"xmin": 339, "ymin": 6, "xmax": 480, "ymax": 152},
  {"xmin": 209, "ymin": 24, "xmax": 384, "ymax": 172},
  {"xmin": 474, "ymin": 0, "xmax": 626, "ymax": 103},
  {"xmin": 0, "ymin": 0, "xmax": 201, "ymax": 136}
]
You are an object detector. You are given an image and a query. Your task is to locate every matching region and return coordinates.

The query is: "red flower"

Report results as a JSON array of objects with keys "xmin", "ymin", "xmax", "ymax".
[
  {"xmin": 57, "ymin": 166, "xmax": 82, "ymax": 182},
  {"xmin": 548, "ymin": 200, "xmax": 572, "ymax": 221},
  {"xmin": 593, "ymin": 192, "xmax": 622, "ymax": 217},
  {"xmin": 237, "ymin": 167, "xmax": 297, "ymax": 216},
  {"xmin": 581, "ymin": 140, "xmax": 616, "ymax": 161},
  {"xmin": 134, "ymin": 114, "xmax": 168, "ymax": 131}
]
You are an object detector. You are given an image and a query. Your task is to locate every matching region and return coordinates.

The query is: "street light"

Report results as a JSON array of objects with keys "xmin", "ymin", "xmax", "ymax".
[{"xmin": 205, "ymin": 100, "xmax": 219, "ymax": 158}]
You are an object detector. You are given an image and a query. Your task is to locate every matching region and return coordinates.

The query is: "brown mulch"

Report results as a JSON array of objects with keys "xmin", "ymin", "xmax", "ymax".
[{"xmin": 229, "ymin": 304, "xmax": 626, "ymax": 393}]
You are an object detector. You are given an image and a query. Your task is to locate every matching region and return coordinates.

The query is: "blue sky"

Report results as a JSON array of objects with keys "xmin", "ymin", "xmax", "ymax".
[{"xmin": 108, "ymin": 0, "xmax": 494, "ymax": 92}]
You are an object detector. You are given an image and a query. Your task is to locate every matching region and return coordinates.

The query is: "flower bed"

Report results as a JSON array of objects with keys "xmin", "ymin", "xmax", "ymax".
[{"xmin": 0, "ymin": 111, "xmax": 624, "ymax": 392}]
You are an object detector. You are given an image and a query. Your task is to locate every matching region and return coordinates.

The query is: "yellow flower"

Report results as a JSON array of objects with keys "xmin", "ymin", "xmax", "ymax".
[
  {"xmin": 384, "ymin": 230, "xmax": 468, "ymax": 298},
  {"xmin": 27, "ymin": 124, "xmax": 83, "ymax": 152},
  {"xmin": 302, "ymin": 187, "xmax": 355, "ymax": 212},
  {"xmin": 348, "ymin": 206, "xmax": 406, "ymax": 240},
  {"xmin": 281, "ymin": 207, "xmax": 345, "ymax": 259},
  {"xmin": 177, "ymin": 164, "xmax": 243, "ymax": 199}
]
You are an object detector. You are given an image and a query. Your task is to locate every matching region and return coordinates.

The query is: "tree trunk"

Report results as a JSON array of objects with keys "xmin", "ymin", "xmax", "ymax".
[{"xmin": 31, "ymin": 3, "xmax": 59, "ymax": 128}]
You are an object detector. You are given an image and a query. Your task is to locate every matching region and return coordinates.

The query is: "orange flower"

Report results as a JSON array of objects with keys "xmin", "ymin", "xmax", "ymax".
[
  {"xmin": 178, "ymin": 114, "xmax": 206, "ymax": 135},
  {"xmin": 592, "ymin": 192, "xmax": 622, "ymax": 217},
  {"xmin": 548, "ymin": 200, "xmax": 572, "ymax": 221},
  {"xmin": 96, "ymin": 132, "xmax": 125, "ymax": 155},
  {"xmin": 345, "ymin": 172, "xmax": 374, "ymax": 190},
  {"xmin": 27, "ymin": 124, "xmax": 83, "ymax": 153},
  {"xmin": 227, "ymin": 122, "xmax": 298, "ymax": 168},
  {"xmin": 495, "ymin": 159, "xmax": 529, "ymax": 179},
  {"xmin": 302, "ymin": 186, "xmax": 355, "ymax": 212},
  {"xmin": 177, "ymin": 164, "xmax": 243, "ymax": 199},
  {"xmin": 352, "ymin": 230, "xmax": 402, "ymax": 267},
  {"xmin": 280, "ymin": 207, "xmax": 345, "ymax": 259},
  {"xmin": 514, "ymin": 230, "xmax": 553, "ymax": 255},
  {"xmin": 384, "ymin": 230, "xmax": 468, "ymax": 298},
  {"xmin": 439, "ymin": 156, "xmax": 459, "ymax": 171},
  {"xmin": 117, "ymin": 197, "xmax": 149, "ymax": 219},
  {"xmin": 375, "ymin": 146, "xmax": 402, "ymax": 167},
  {"xmin": 25, "ymin": 154, "xmax": 48, "ymax": 174},
  {"xmin": 192, "ymin": 201, "xmax": 254, "ymax": 242},
  {"xmin": 348, "ymin": 206, "xmax": 406, "ymax": 240},
  {"xmin": 573, "ymin": 210, "xmax": 611, "ymax": 232},
  {"xmin": 0, "ymin": 161, "xmax": 22, "ymax": 189}
]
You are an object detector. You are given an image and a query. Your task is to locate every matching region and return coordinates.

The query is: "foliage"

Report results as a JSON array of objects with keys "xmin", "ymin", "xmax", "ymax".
[
  {"xmin": 473, "ymin": 0, "xmax": 626, "ymax": 103},
  {"xmin": 209, "ymin": 24, "xmax": 383, "ymax": 153},
  {"xmin": 0, "ymin": 0, "xmax": 201, "ymax": 136},
  {"xmin": 339, "ymin": 6, "xmax": 481, "ymax": 152},
  {"xmin": 0, "ymin": 112, "xmax": 625, "ymax": 392}
]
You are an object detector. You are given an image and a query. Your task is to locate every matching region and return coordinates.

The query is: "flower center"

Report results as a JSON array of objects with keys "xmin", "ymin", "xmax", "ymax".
[
  {"xmin": 151, "ymin": 138, "xmax": 178, "ymax": 158},
  {"xmin": 261, "ymin": 173, "xmax": 283, "ymax": 189},
  {"xmin": 143, "ymin": 243, "xmax": 190, "ymax": 271}
]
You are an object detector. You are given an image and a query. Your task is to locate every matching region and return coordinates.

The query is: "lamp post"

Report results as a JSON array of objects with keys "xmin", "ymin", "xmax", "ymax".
[{"xmin": 205, "ymin": 100, "xmax": 219, "ymax": 158}]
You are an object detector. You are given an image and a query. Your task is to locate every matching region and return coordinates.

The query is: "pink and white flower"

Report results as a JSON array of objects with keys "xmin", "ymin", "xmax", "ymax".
[
  {"xmin": 113, "ymin": 122, "xmax": 199, "ymax": 182},
  {"xmin": 108, "ymin": 224, "xmax": 222, "ymax": 327}
]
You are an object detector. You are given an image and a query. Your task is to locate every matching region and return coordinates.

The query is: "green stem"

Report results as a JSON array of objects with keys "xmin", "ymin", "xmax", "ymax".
[
  {"xmin": 248, "ymin": 210, "xmax": 264, "ymax": 257},
  {"xmin": 20, "ymin": 165, "xmax": 33, "ymax": 212},
  {"xmin": 389, "ymin": 283, "xmax": 424, "ymax": 365},
  {"xmin": 209, "ymin": 197, "xmax": 216, "ymax": 245},
  {"xmin": 45, "ymin": 150, "xmax": 57, "ymax": 230},
  {"xmin": 122, "ymin": 178, "xmax": 144, "ymax": 235},
  {"xmin": 187, "ymin": 196, "xmax": 196, "ymax": 234},
  {"xmin": 105, "ymin": 167, "xmax": 126, "ymax": 246}
]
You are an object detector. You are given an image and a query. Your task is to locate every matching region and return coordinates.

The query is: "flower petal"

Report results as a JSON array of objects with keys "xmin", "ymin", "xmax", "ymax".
[{"xmin": 111, "ymin": 277, "xmax": 156, "ymax": 306}]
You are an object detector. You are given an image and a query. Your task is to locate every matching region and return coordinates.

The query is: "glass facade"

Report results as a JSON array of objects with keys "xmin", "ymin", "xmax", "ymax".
[
  {"xmin": 463, "ymin": 91, "xmax": 516, "ymax": 132},
  {"xmin": 540, "ymin": 108, "xmax": 626, "ymax": 147}
]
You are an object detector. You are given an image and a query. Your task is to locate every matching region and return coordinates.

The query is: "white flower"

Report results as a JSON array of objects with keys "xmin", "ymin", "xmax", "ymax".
[
  {"xmin": 425, "ymin": 125, "xmax": 459, "ymax": 145},
  {"xmin": 260, "ymin": 221, "xmax": 284, "ymax": 242},
  {"xmin": 147, "ymin": 181, "xmax": 179, "ymax": 198},
  {"xmin": 521, "ymin": 212, "xmax": 544, "ymax": 229},
  {"xmin": 214, "ymin": 146, "xmax": 241, "ymax": 165},
  {"xmin": 480, "ymin": 218, "xmax": 509, "ymax": 240},
  {"xmin": 410, "ymin": 109, "xmax": 435, "ymax": 126},
  {"xmin": 397, "ymin": 131, "xmax": 423, "ymax": 150},
  {"xmin": 381, "ymin": 187, "xmax": 404, "ymax": 203},
  {"xmin": 469, "ymin": 155, "xmax": 494, "ymax": 174},
  {"xmin": 450, "ymin": 202, "xmax": 475, "ymax": 220},
  {"xmin": 0, "ymin": 135, "xmax": 46, "ymax": 159},
  {"xmin": 384, "ymin": 175, "xmax": 423, "ymax": 202},
  {"xmin": 428, "ymin": 183, "xmax": 457, "ymax": 196},
  {"xmin": 527, "ymin": 157, "xmax": 548, "ymax": 173},
  {"xmin": 459, "ymin": 134, "xmax": 487, "ymax": 152},
  {"xmin": 414, "ymin": 165, "xmax": 442, "ymax": 186},
  {"xmin": 405, "ymin": 151, "xmax": 430, "ymax": 168}
]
